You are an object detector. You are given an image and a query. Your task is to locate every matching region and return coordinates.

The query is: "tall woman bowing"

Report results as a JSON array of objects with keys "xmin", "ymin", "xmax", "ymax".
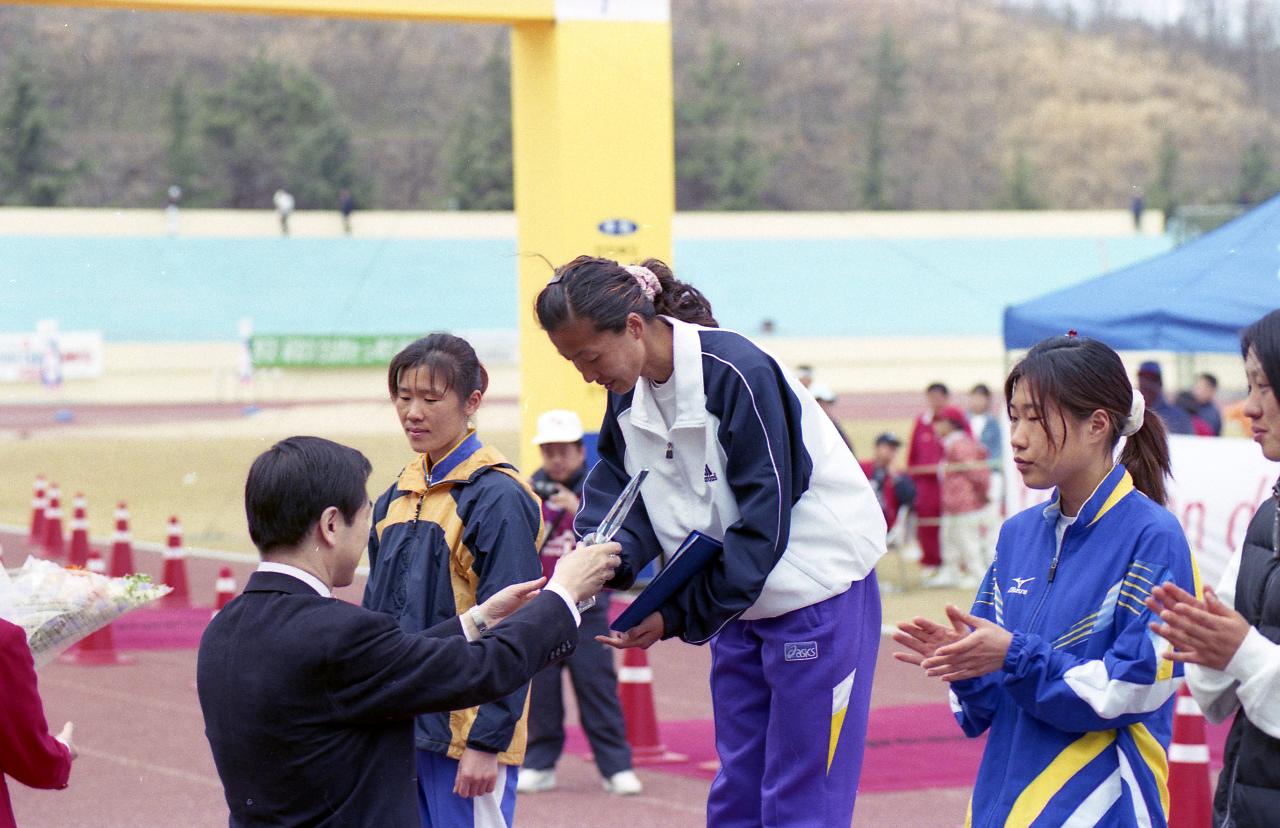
[{"xmin": 536, "ymin": 256, "xmax": 887, "ymax": 827}]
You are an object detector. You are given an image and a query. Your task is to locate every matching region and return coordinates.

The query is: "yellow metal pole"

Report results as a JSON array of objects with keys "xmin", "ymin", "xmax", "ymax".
[{"xmin": 511, "ymin": 4, "xmax": 675, "ymax": 472}]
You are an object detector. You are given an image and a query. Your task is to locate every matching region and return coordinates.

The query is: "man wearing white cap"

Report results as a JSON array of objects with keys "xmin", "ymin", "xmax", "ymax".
[{"xmin": 518, "ymin": 410, "xmax": 642, "ymax": 797}]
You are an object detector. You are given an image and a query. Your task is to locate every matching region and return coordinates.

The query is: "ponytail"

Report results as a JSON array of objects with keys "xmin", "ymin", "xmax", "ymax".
[
  {"xmin": 1119, "ymin": 408, "xmax": 1171, "ymax": 506},
  {"xmin": 535, "ymin": 255, "xmax": 717, "ymax": 334},
  {"xmin": 638, "ymin": 258, "xmax": 718, "ymax": 327}
]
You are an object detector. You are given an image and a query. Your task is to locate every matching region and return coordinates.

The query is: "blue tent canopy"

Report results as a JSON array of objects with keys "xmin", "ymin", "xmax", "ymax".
[{"xmin": 1003, "ymin": 194, "xmax": 1280, "ymax": 352}]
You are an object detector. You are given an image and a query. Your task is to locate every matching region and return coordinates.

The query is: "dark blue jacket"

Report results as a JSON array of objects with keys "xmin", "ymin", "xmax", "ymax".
[{"xmin": 362, "ymin": 432, "xmax": 543, "ymax": 763}]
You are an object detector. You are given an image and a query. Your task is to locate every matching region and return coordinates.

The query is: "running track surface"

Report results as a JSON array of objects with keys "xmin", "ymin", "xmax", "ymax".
[{"xmin": 3, "ymin": 533, "xmax": 1224, "ymax": 826}]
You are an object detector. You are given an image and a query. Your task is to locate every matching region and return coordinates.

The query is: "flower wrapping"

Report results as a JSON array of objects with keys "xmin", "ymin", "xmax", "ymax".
[{"xmin": 0, "ymin": 556, "xmax": 171, "ymax": 669}]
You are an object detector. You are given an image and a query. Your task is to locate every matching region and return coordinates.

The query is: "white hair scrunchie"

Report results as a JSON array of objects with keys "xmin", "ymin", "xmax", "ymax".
[
  {"xmin": 1122, "ymin": 387, "xmax": 1145, "ymax": 437},
  {"xmin": 624, "ymin": 265, "xmax": 662, "ymax": 303}
]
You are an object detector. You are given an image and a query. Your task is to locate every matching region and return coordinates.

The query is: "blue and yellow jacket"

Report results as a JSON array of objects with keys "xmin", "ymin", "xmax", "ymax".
[
  {"xmin": 953, "ymin": 464, "xmax": 1199, "ymax": 827},
  {"xmin": 362, "ymin": 432, "xmax": 543, "ymax": 765}
]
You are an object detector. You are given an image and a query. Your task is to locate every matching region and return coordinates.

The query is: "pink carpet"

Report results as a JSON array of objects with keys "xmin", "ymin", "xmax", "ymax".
[
  {"xmin": 107, "ymin": 606, "xmax": 214, "ymax": 649},
  {"xmin": 563, "ymin": 706, "xmax": 1232, "ymax": 792}
]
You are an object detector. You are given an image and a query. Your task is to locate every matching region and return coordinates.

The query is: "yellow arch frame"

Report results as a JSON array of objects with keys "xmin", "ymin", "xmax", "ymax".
[{"xmin": 6, "ymin": 0, "xmax": 674, "ymax": 470}]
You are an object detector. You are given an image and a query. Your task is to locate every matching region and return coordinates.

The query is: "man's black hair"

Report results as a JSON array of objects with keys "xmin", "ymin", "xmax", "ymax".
[{"xmin": 245, "ymin": 436, "xmax": 372, "ymax": 555}]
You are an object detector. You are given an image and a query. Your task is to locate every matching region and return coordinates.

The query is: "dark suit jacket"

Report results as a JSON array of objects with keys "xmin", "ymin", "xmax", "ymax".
[
  {"xmin": 0, "ymin": 619, "xmax": 72, "ymax": 828},
  {"xmin": 196, "ymin": 571, "xmax": 576, "ymax": 827}
]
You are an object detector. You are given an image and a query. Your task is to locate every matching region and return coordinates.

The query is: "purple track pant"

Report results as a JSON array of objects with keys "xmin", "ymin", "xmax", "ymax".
[{"xmin": 707, "ymin": 573, "xmax": 880, "ymax": 827}]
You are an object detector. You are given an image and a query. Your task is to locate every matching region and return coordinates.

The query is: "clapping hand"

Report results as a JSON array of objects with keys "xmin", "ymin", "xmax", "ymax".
[
  {"xmin": 895, "ymin": 605, "xmax": 1012, "ymax": 682},
  {"xmin": 1147, "ymin": 583, "xmax": 1251, "ymax": 671}
]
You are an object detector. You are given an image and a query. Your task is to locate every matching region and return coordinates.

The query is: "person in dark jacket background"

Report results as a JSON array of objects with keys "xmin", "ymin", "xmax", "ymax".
[
  {"xmin": 1150, "ymin": 309, "xmax": 1280, "ymax": 827},
  {"xmin": 518, "ymin": 409, "xmax": 641, "ymax": 797}
]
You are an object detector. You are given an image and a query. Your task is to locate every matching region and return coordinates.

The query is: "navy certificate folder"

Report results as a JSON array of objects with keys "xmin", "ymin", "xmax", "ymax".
[{"xmin": 610, "ymin": 531, "xmax": 723, "ymax": 632}]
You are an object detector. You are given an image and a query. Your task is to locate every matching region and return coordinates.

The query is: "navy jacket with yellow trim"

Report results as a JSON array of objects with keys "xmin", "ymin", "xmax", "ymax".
[
  {"xmin": 362, "ymin": 432, "xmax": 543, "ymax": 764},
  {"xmin": 952, "ymin": 464, "xmax": 1198, "ymax": 827}
]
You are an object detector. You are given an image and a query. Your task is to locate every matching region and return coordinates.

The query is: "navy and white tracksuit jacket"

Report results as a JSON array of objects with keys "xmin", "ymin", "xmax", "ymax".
[{"xmin": 577, "ymin": 316, "xmax": 887, "ymax": 643}]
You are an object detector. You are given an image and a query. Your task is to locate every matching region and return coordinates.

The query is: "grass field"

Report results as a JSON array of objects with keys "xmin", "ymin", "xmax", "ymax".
[{"xmin": 2, "ymin": 416, "xmax": 912, "ymax": 553}]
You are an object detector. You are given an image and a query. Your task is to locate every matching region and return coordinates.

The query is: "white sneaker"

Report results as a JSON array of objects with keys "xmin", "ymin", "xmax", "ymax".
[
  {"xmin": 602, "ymin": 769, "xmax": 643, "ymax": 796},
  {"xmin": 516, "ymin": 767, "xmax": 557, "ymax": 794},
  {"xmin": 922, "ymin": 570, "xmax": 959, "ymax": 589}
]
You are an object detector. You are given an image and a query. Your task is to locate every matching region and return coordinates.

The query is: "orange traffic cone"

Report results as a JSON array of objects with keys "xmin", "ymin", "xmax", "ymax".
[
  {"xmin": 1168, "ymin": 683, "xmax": 1213, "ymax": 828},
  {"xmin": 28, "ymin": 475, "xmax": 47, "ymax": 545},
  {"xmin": 213, "ymin": 566, "xmax": 237, "ymax": 615},
  {"xmin": 161, "ymin": 516, "xmax": 190, "ymax": 608},
  {"xmin": 41, "ymin": 484, "xmax": 64, "ymax": 559},
  {"xmin": 617, "ymin": 647, "xmax": 688, "ymax": 765},
  {"xmin": 108, "ymin": 502, "xmax": 135, "ymax": 578},
  {"xmin": 60, "ymin": 549, "xmax": 133, "ymax": 666},
  {"xmin": 66, "ymin": 494, "xmax": 91, "ymax": 568}
]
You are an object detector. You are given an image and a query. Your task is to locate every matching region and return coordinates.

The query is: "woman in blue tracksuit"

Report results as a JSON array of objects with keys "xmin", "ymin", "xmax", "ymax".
[
  {"xmin": 895, "ymin": 335, "xmax": 1198, "ymax": 826},
  {"xmin": 535, "ymin": 255, "xmax": 887, "ymax": 827},
  {"xmin": 362, "ymin": 333, "xmax": 544, "ymax": 828}
]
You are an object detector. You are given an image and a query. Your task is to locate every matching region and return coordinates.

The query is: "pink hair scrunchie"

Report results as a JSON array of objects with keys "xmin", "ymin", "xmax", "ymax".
[{"xmin": 624, "ymin": 265, "xmax": 662, "ymax": 302}]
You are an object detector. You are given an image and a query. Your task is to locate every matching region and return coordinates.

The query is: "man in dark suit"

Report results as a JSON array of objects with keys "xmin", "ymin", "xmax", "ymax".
[{"xmin": 197, "ymin": 436, "xmax": 620, "ymax": 827}]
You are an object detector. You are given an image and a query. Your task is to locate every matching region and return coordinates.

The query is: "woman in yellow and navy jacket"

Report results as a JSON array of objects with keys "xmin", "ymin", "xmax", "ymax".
[
  {"xmin": 363, "ymin": 334, "xmax": 543, "ymax": 828},
  {"xmin": 896, "ymin": 335, "xmax": 1198, "ymax": 827}
]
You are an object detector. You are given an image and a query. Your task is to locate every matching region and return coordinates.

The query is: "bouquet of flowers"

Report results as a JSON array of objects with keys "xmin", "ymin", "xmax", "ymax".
[{"xmin": 0, "ymin": 556, "xmax": 171, "ymax": 669}]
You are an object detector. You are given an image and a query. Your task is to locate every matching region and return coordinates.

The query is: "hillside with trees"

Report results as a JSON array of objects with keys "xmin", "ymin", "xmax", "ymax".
[{"xmin": 0, "ymin": 0, "xmax": 1277, "ymax": 211}]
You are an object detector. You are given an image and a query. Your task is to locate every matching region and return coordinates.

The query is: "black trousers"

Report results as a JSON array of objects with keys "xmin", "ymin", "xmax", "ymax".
[{"xmin": 523, "ymin": 596, "xmax": 633, "ymax": 776}]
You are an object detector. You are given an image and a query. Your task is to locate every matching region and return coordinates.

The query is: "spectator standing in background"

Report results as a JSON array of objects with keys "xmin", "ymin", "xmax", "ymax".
[
  {"xmin": 967, "ymin": 384, "xmax": 1004, "ymax": 560},
  {"xmin": 795, "ymin": 364, "xmax": 814, "ymax": 390},
  {"xmin": 860, "ymin": 432, "xmax": 916, "ymax": 538},
  {"xmin": 164, "ymin": 184, "xmax": 182, "ymax": 237},
  {"xmin": 339, "ymin": 188, "xmax": 356, "ymax": 236},
  {"xmin": 811, "ymin": 383, "xmax": 855, "ymax": 453},
  {"xmin": 1138, "ymin": 361, "xmax": 1195, "ymax": 435},
  {"xmin": 929, "ymin": 406, "xmax": 989, "ymax": 589},
  {"xmin": 520, "ymin": 410, "xmax": 641, "ymax": 798},
  {"xmin": 273, "ymin": 188, "xmax": 295, "ymax": 237},
  {"xmin": 1193, "ymin": 372, "xmax": 1223, "ymax": 436},
  {"xmin": 908, "ymin": 382, "xmax": 950, "ymax": 576},
  {"xmin": 1175, "ymin": 391, "xmax": 1215, "ymax": 436}
]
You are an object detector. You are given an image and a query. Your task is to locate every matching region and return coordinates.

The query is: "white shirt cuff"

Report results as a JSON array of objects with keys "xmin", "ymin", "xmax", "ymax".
[
  {"xmin": 460, "ymin": 609, "xmax": 480, "ymax": 642},
  {"xmin": 545, "ymin": 582, "xmax": 582, "ymax": 627},
  {"xmin": 1225, "ymin": 626, "xmax": 1279, "ymax": 681}
]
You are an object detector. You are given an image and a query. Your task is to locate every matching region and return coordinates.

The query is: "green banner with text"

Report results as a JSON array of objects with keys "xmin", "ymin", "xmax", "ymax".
[{"xmin": 250, "ymin": 335, "xmax": 417, "ymax": 368}]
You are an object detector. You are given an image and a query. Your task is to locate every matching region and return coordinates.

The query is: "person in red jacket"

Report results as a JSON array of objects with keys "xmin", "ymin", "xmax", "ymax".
[
  {"xmin": 908, "ymin": 382, "xmax": 950, "ymax": 573},
  {"xmin": 0, "ymin": 618, "xmax": 75, "ymax": 828}
]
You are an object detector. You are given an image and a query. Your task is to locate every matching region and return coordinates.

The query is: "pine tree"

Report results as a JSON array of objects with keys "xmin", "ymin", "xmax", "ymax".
[
  {"xmin": 165, "ymin": 79, "xmax": 202, "ymax": 202},
  {"xmin": 675, "ymin": 36, "xmax": 767, "ymax": 210},
  {"xmin": 201, "ymin": 55, "xmax": 358, "ymax": 208},
  {"xmin": 444, "ymin": 44, "xmax": 513, "ymax": 210},
  {"xmin": 1150, "ymin": 129, "xmax": 1181, "ymax": 226},
  {"xmin": 1238, "ymin": 140, "xmax": 1275, "ymax": 205},
  {"xmin": 1003, "ymin": 147, "xmax": 1044, "ymax": 210},
  {"xmin": 0, "ymin": 58, "xmax": 74, "ymax": 206},
  {"xmin": 860, "ymin": 26, "xmax": 908, "ymax": 210}
]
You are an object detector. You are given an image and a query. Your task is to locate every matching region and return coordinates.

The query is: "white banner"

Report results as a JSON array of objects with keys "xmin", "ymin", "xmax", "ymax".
[
  {"xmin": 1003, "ymin": 434, "xmax": 1280, "ymax": 590},
  {"xmin": 0, "ymin": 330, "xmax": 104, "ymax": 383}
]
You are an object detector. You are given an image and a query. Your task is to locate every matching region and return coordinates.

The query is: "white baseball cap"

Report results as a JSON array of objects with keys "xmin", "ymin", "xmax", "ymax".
[
  {"xmin": 532, "ymin": 409, "xmax": 585, "ymax": 445},
  {"xmin": 810, "ymin": 382, "xmax": 837, "ymax": 403}
]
